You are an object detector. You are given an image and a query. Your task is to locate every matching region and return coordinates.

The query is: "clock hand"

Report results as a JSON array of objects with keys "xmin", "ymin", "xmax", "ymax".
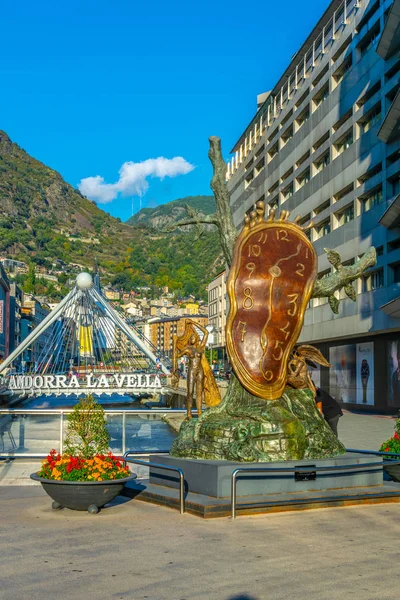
[{"xmin": 260, "ymin": 242, "xmax": 302, "ymax": 380}]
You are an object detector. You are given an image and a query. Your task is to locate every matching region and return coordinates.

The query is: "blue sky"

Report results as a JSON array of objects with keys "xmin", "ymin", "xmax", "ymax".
[{"xmin": 0, "ymin": 0, "xmax": 330, "ymax": 221}]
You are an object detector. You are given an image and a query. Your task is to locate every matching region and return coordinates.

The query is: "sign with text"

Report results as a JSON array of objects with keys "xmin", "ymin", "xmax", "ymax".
[{"xmin": 5, "ymin": 372, "xmax": 162, "ymax": 392}]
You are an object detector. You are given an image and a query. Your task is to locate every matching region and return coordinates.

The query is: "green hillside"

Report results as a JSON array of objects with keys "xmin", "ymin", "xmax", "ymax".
[
  {"xmin": 0, "ymin": 130, "xmax": 223, "ymax": 301},
  {"xmin": 0, "ymin": 130, "xmax": 133, "ymax": 267}
]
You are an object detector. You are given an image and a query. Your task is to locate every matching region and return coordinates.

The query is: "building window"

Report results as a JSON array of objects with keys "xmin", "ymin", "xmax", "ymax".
[
  {"xmin": 360, "ymin": 188, "xmax": 383, "ymax": 213},
  {"xmin": 314, "ymin": 219, "xmax": 331, "ymax": 239},
  {"xmin": 313, "ymin": 131, "xmax": 329, "ymax": 151},
  {"xmin": 358, "ymin": 23, "xmax": 380, "ymax": 58},
  {"xmin": 254, "ymin": 158, "xmax": 265, "ymax": 176},
  {"xmin": 268, "ymin": 142, "xmax": 278, "ymax": 161},
  {"xmin": 268, "ymin": 127, "xmax": 278, "ymax": 144},
  {"xmin": 333, "ymin": 109, "xmax": 352, "ymax": 132},
  {"xmin": 295, "ymin": 106, "xmax": 310, "ymax": 130},
  {"xmin": 268, "ymin": 196, "xmax": 279, "ymax": 211},
  {"xmin": 296, "ymin": 150, "xmax": 310, "ymax": 168},
  {"xmin": 255, "ymin": 144, "xmax": 265, "ymax": 158},
  {"xmin": 334, "ymin": 183, "xmax": 354, "ymax": 202},
  {"xmin": 333, "ymin": 56, "xmax": 352, "ymax": 86},
  {"xmin": 313, "ymin": 151, "xmax": 330, "ymax": 173},
  {"xmin": 297, "ymin": 168, "xmax": 310, "ymax": 189},
  {"xmin": 390, "ymin": 263, "xmax": 400, "ymax": 283},
  {"xmin": 334, "ymin": 129, "xmax": 353, "ymax": 156},
  {"xmin": 362, "ymin": 269, "xmax": 384, "ymax": 292},
  {"xmin": 359, "ymin": 104, "xmax": 382, "ymax": 134},
  {"xmin": 357, "ymin": 162, "xmax": 382, "ymax": 184},
  {"xmin": 391, "ymin": 175, "xmax": 400, "ymax": 197},
  {"xmin": 312, "ymin": 82, "xmax": 329, "ymax": 111},
  {"xmin": 268, "ymin": 181, "xmax": 279, "ymax": 194},
  {"xmin": 313, "ymin": 200, "xmax": 330, "ymax": 216},
  {"xmin": 281, "ymin": 167, "xmax": 293, "ymax": 182},
  {"xmin": 295, "ymin": 89, "xmax": 309, "ymax": 109},
  {"xmin": 356, "ymin": 81, "xmax": 381, "ymax": 109},
  {"xmin": 335, "ymin": 203, "xmax": 354, "ymax": 227},
  {"xmin": 244, "ymin": 171, "xmax": 254, "ymax": 189},
  {"xmin": 311, "ymin": 64, "xmax": 329, "ymax": 88},
  {"xmin": 281, "ymin": 125, "xmax": 293, "ymax": 146},
  {"xmin": 282, "ymin": 183, "xmax": 293, "ymax": 202},
  {"xmin": 392, "ymin": 263, "xmax": 400, "ymax": 284}
]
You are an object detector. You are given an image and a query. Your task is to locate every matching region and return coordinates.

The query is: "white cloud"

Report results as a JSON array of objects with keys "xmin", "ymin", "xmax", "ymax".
[{"xmin": 78, "ymin": 156, "xmax": 195, "ymax": 204}]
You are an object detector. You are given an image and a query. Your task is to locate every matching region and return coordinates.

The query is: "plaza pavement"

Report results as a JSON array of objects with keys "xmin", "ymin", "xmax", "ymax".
[{"xmin": 0, "ymin": 410, "xmax": 399, "ymax": 600}]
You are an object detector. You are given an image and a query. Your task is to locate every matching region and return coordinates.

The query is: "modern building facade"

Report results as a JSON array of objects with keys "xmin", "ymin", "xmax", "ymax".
[
  {"xmin": 148, "ymin": 315, "xmax": 208, "ymax": 358},
  {"xmin": 207, "ymin": 270, "xmax": 227, "ymax": 358},
  {"xmin": 8, "ymin": 283, "xmax": 22, "ymax": 355},
  {"xmin": 227, "ymin": 0, "xmax": 400, "ymax": 412},
  {"xmin": 0, "ymin": 264, "xmax": 10, "ymax": 362}
]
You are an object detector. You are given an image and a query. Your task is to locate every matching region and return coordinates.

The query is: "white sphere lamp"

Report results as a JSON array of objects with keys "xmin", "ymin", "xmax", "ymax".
[{"xmin": 76, "ymin": 272, "xmax": 93, "ymax": 290}]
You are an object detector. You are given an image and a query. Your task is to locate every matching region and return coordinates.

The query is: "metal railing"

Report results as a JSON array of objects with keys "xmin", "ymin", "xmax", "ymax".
[
  {"xmin": 230, "ymin": 453, "xmax": 400, "ymax": 519},
  {"xmin": 124, "ymin": 451, "xmax": 185, "ymax": 514},
  {"xmin": 0, "ymin": 408, "xmax": 187, "ymax": 458}
]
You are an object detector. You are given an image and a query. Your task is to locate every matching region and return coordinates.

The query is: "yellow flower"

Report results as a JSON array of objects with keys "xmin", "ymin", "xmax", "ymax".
[{"xmin": 51, "ymin": 468, "xmax": 61, "ymax": 478}]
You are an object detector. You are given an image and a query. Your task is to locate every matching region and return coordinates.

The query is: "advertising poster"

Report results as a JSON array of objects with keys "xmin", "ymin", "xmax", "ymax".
[
  {"xmin": 356, "ymin": 342, "xmax": 374, "ymax": 405},
  {"xmin": 388, "ymin": 340, "xmax": 400, "ymax": 408},
  {"xmin": 329, "ymin": 344, "xmax": 356, "ymax": 403}
]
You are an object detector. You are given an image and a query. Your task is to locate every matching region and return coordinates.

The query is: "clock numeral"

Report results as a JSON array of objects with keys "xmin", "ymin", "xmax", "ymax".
[
  {"xmin": 237, "ymin": 321, "xmax": 247, "ymax": 342},
  {"xmin": 305, "ymin": 247, "xmax": 309, "ymax": 259},
  {"xmin": 263, "ymin": 370, "xmax": 274, "ymax": 382},
  {"xmin": 248, "ymin": 244, "xmax": 261, "ymax": 257},
  {"xmin": 272, "ymin": 340, "xmax": 284, "ymax": 361},
  {"xmin": 257, "ymin": 231, "xmax": 268, "ymax": 244},
  {"xmin": 295, "ymin": 263, "xmax": 305, "ymax": 277},
  {"xmin": 287, "ymin": 293, "xmax": 299, "ymax": 316},
  {"xmin": 245, "ymin": 262, "xmax": 256, "ymax": 278},
  {"xmin": 276, "ymin": 229, "xmax": 291, "ymax": 242},
  {"xmin": 279, "ymin": 321, "xmax": 291, "ymax": 341},
  {"xmin": 242, "ymin": 287, "xmax": 254, "ymax": 310}
]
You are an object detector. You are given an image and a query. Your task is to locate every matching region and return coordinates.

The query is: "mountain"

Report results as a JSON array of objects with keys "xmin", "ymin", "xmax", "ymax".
[
  {"xmin": 0, "ymin": 130, "xmax": 223, "ymax": 300},
  {"xmin": 122, "ymin": 195, "xmax": 223, "ymax": 299},
  {"xmin": 126, "ymin": 195, "xmax": 216, "ymax": 229},
  {"xmin": 0, "ymin": 130, "xmax": 133, "ymax": 265}
]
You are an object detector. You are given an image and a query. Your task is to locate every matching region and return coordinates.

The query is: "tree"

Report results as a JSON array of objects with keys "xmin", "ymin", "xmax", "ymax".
[{"xmin": 24, "ymin": 263, "xmax": 36, "ymax": 294}]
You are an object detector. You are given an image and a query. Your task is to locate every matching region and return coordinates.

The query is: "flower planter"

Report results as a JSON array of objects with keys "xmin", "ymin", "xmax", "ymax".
[
  {"xmin": 30, "ymin": 473, "xmax": 136, "ymax": 513},
  {"xmin": 383, "ymin": 462, "xmax": 400, "ymax": 483}
]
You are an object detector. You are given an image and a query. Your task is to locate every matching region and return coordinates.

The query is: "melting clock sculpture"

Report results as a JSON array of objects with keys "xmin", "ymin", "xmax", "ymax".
[
  {"xmin": 170, "ymin": 201, "xmax": 347, "ymax": 461},
  {"xmin": 227, "ymin": 201, "xmax": 317, "ymax": 399}
]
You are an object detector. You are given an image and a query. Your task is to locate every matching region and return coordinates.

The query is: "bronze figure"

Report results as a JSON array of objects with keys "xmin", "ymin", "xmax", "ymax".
[
  {"xmin": 172, "ymin": 319, "xmax": 221, "ymax": 419},
  {"xmin": 287, "ymin": 344, "xmax": 331, "ymax": 410}
]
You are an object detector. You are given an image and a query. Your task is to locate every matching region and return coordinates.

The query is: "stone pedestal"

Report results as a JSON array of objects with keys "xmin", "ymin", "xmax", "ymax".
[{"xmin": 149, "ymin": 453, "xmax": 383, "ymax": 498}]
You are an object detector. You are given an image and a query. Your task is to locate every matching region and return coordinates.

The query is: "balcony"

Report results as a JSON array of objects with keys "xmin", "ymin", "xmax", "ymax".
[{"xmin": 376, "ymin": 0, "xmax": 400, "ymax": 60}]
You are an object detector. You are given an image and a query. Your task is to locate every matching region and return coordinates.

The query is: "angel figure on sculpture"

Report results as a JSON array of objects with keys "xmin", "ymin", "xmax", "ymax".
[{"xmin": 287, "ymin": 344, "xmax": 331, "ymax": 413}]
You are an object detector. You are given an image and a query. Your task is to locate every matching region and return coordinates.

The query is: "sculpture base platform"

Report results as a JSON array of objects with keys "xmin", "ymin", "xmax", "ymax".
[
  {"xmin": 149, "ymin": 453, "xmax": 383, "ymax": 497},
  {"xmin": 122, "ymin": 454, "xmax": 400, "ymax": 518}
]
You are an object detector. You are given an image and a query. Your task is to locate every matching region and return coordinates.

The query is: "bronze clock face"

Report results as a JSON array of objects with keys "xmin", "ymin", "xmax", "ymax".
[{"xmin": 226, "ymin": 207, "xmax": 317, "ymax": 400}]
